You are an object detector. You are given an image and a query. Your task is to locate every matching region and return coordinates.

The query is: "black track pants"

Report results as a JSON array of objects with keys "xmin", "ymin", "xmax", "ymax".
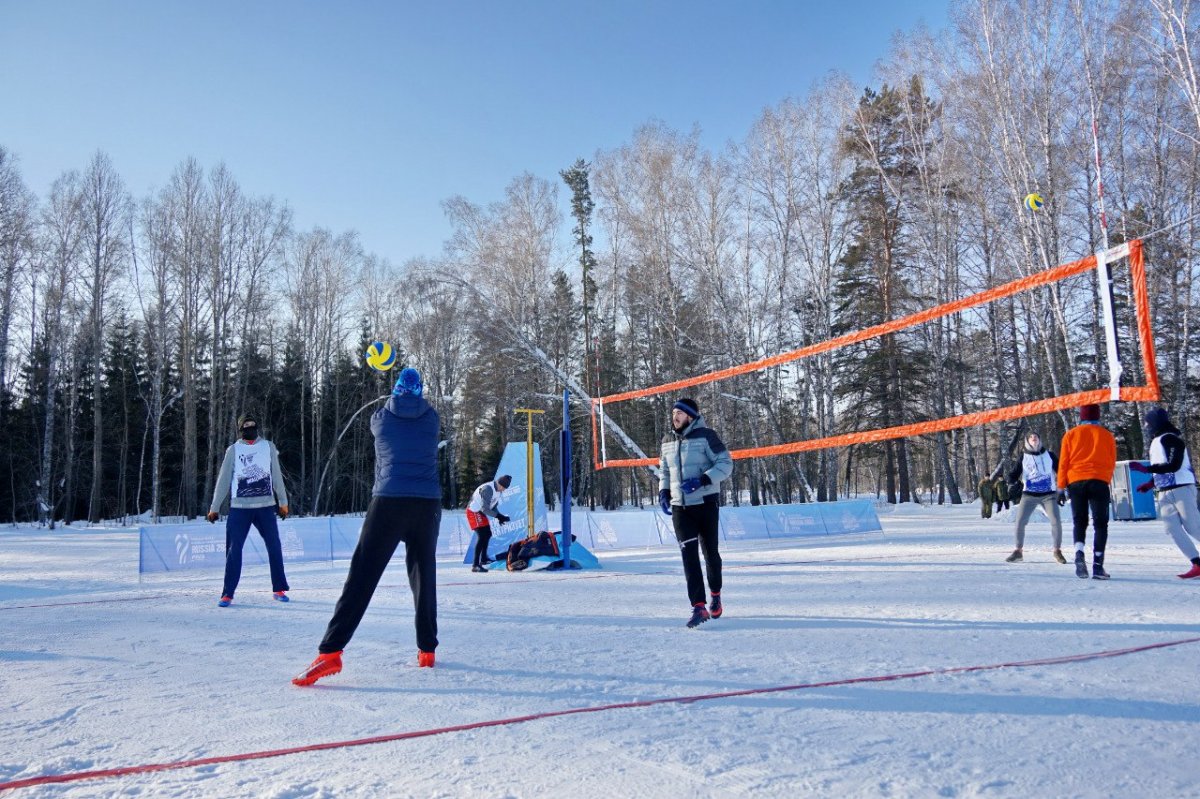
[
  {"xmin": 1068, "ymin": 479, "xmax": 1110, "ymax": 557},
  {"xmin": 319, "ymin": 496, "xmax": 441, "ymax": 654},
  {"xmin": 672, "ymin": 498, "xmax": 722, "ymax": 606}
]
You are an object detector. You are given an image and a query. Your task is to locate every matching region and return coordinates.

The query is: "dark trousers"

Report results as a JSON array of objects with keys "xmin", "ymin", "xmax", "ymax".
[
  {"xmin": 672, "ymin": 498, "xmax": 722, "ymax": 606},
  {"xmin": 319, "ymin": 496, "xmax": 441, "ymax": 654},
  {"xmin": 471, "ymin": 525, "xmax": 492, "ymax": 567},
  {"xmin": 222, "ymin": 506, "xmax": 289, "ymax": 597},
  {"xmin": 1068, "ymin": 479, "xmax": 1111, "ymax": 559}
]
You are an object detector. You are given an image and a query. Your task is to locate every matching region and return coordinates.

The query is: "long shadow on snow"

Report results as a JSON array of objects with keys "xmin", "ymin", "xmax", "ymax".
[
  {"xmin": 718, "ymin": 685, "xmax": 1200, "ymax": 724},
  {"xmin": 719, "ymin": 614, "xmax": 1200, "ymax": 635}
]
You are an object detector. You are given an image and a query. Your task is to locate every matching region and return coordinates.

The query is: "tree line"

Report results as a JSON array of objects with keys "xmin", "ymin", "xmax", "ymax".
[{"xmin": 1, "ymin": 0, "xmax": 1198, "ymax": 525}]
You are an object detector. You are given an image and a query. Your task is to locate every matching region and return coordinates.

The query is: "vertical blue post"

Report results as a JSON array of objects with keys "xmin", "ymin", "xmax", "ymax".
[{"xmin": 561, "ymin": 389, "xmax": 572, "ymax": 568}]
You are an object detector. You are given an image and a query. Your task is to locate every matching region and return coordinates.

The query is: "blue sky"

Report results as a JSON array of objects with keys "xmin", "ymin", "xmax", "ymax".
[{"xmin": 0, "ymin": 1, "xmax": 948, "ymax": 265}]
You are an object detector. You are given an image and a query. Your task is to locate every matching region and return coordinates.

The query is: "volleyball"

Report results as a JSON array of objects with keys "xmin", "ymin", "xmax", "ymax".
[
  {"xmin": 364, "ymin": 341, "xmax": 396, "ymax": 371},
  {"xmin": 1024, "ymin": 193, "xmax": 1045, "ymax": 211}
]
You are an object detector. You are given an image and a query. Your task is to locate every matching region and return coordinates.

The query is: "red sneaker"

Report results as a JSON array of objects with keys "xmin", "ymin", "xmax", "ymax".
[
  {"xmin": 292, "ymin": 651, "xmax": 342, "ymax": 686},
  {"xmin": 417, "ymin": 650, "xmax": 435, "ymax": 668},
  {"xmin": 1178, "ymin": 564, "xmax": 1200, "ymax": 579}
]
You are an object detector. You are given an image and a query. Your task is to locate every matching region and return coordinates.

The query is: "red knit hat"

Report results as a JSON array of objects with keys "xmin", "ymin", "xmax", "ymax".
[{"xmin": 1080, "ymin": 404, "xmax": 1100, "ymax": 422}]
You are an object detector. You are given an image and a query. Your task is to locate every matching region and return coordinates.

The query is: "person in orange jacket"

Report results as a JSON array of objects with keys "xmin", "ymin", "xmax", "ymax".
[{"xmin": 1056, "ymin": 404, "xmax": 1117, "ymax": 580}]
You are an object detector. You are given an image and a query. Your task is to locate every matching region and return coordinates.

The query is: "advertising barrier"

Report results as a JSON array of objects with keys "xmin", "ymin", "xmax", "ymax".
[{"xmin": 139, "ymin": 499, "xmax": 881, "ymax": 574}]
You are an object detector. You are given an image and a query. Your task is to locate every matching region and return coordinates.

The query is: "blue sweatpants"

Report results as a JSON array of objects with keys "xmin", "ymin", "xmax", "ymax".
[{"xmin": 222, "ymin": 506, "xmax": 289, "ymax": 598}]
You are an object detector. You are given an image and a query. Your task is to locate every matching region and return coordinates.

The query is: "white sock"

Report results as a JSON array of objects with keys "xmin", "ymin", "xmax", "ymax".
[{"xmin": 1075, "ymin": 542, "xmax": 1085, "ymax": 553}]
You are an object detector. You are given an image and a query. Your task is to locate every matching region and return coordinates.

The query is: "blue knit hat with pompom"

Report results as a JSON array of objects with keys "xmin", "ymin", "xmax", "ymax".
[{"xmin": 393, "ymin": 367, "xmax": 423, "ymax": 397}]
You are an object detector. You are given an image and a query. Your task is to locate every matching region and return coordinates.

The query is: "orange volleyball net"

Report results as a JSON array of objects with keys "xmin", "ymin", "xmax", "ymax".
[{"xmin": 592, "ymin": 239, "xmax": 1159, "ymax": 470}]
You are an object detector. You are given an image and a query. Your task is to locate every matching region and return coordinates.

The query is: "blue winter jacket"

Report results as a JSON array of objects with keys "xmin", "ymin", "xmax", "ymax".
[{"xmin": 370, "ymin": 394, "xmax": 442, "ymax": 499}]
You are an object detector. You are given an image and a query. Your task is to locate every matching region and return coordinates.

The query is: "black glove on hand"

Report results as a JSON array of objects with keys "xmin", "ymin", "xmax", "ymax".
[
  {"xmin": 496, "ymin": 512, "xmax": 511, "ymax": 524},
  {"xmin": 699, "ymin": 474, "xmax": 712, "ymax": 486},
  {"xmin": 658, "ymin": 489, "xmax": 672, "ymax": 516},
  {"xmin": 1056, "ymin": 490, "xmax": 1067, "ymax": 507}
]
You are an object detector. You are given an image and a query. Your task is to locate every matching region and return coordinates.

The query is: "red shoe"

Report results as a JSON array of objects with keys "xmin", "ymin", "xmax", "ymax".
[
  {"xmin": 417, "ymin": 650, "xmax": 435, "ymax": 668},
  {"xmin": 292, "ymin": 651, "xmax": 342, "ymax": 686},
  {"xmin": 709, "ymin": 592, "xmax": 723, "ymax": 618},
  {"xmin": 1178, "ymin": 564, "xmax": 1200, "ymax": 579}
]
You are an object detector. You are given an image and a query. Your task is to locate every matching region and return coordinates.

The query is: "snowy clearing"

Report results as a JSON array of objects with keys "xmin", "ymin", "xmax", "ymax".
[{"xmin": 1, "ymin": 503, "xmax": 1198, "ymax": 798}]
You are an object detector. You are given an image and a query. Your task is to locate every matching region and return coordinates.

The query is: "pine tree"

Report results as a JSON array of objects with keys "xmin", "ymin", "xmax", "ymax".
[{"xmin": 835, "ymin": 84, "xmax": 935, "ymax": 503}]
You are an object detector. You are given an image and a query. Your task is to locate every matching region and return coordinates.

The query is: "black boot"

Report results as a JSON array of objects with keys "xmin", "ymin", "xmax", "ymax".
[{"xmin": 1075, "ymin": 550, "xmax": 1089, "ymax": 579}]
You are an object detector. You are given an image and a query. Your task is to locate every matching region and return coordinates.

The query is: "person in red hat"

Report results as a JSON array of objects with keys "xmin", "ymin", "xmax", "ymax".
[{"xmin": 1056, "ymin": 404, "xmax": 1117, "ymax": 579}]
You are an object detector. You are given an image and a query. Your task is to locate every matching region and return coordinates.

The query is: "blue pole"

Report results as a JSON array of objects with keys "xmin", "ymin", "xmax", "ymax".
[{"xmin": 561, "ymin": 389, "xmax": 572, "ymax": 568}]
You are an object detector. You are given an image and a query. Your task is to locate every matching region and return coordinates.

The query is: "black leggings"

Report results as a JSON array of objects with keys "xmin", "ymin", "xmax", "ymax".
[
  {"xmin": 1068, "ymin": 479, "xmax": 1110, "ymax": 557},
  {"xmin": 319, "ymin": 496, "xmax": 441, "ymax": 654},
  {"xmin": 472, "ymin": 525, "xmax": 493, "ymax": 567}
]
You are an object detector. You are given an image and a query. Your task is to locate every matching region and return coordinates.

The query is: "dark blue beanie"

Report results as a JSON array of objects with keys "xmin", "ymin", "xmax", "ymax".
[
  {"xmin": 673, "ymin": 398, "xmax": 699, "ymax": 419},
  {"xmin": 1144, "ymin": 407, "xmax": 1170, "ymax": 436}
]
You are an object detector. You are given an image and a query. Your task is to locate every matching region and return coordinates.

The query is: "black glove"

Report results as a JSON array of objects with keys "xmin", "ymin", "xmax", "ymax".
[
  {"xmin": 495, "ymin": 512, "xmax": 511, "ymax": 524},
  {"xmin": 699, "ymin": 474, "xmax": 712, "ymax": 486},
  {"xmin": 1128, "ymin": 461, "xmax": 1149, "ymax": 473},
  {"xmin": 1056, "ymin": 490, "xmax": 1067, "ymax": 507},
  {"xmin": 658, "ymin": 489, "xmax": 672, "ymax": 516}
]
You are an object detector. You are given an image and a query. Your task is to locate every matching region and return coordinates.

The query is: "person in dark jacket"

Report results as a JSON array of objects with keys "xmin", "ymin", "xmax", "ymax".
[
  {"xmin": 658, "ymin": 397, "xmax": 733, "ymax": 628},
  {"xmin": 1130, "ymin": 407, "xmax": 1200, "ymax": 579},
  {"xmin": 293, "ymin": 367, "xmax": 442, "ymax": 686},
  {"xmin": 1004, "ymin": 432, "xmax": 1065, "ymax": 564}
]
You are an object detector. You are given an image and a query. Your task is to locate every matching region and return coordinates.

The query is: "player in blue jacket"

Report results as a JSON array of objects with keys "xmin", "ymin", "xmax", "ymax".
[{"xmin": 294, "ymin": 367, "xmax": 443, "ymax": 685}]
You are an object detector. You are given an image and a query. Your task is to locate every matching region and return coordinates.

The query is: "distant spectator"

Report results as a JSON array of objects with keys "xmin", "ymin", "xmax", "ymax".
[
  {"xmin": 993, "ymin": 476, "xmax": 1010, "ymax": 512},
  {"xmin": 978, "ymin": 478, "xmax": 994, "ymax": 519}
]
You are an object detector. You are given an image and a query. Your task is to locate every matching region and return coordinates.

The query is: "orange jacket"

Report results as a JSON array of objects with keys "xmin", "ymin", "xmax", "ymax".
[{"xmin": 1057, "ymin": 423, "xmax": 1117, "ymax": 486}]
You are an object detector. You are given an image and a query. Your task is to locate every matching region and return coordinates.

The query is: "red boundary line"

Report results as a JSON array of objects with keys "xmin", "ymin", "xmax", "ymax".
[{"xmin": 2, "ymin": 635, "xmax": 1197, "ymax": 793}]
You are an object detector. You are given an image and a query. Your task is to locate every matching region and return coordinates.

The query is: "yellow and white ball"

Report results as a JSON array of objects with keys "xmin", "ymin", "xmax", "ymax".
[
  {"xmin": 1024, "ymin": 193, "xmax": 1045, "ymax": 211},
  {"xmin": 365, "ymin": 341, "xmax": 396, "ymax": 371}
]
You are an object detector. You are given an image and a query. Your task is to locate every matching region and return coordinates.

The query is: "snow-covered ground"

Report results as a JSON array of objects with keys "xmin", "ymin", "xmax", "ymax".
[{"xmin": 1, "ymin": 503, "xmax": 1198, "ymax": 798}]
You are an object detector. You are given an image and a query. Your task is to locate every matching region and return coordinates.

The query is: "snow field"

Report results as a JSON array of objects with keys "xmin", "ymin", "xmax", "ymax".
[{"xmin": 1, "ymin": 504, "xmax": 1198, "ymax": 798}]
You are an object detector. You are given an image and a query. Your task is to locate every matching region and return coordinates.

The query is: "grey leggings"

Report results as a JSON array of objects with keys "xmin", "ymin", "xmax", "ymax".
[
  {"xmin": 1157, "ymin": 484, "xmax": 1200, "ymax": 561},
  {"xmin": 1013, "ymin": 493, "xmax": 1063, "ymax": 549}
]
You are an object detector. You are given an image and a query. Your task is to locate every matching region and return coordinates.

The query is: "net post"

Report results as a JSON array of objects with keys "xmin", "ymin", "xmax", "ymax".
[
  {"xmin": 1096, "ymin": 245, "xmax": 1123, "ymax": 401},
  {"xmin": 597, "ymin": 399, "xmax": 608, "ymax": 468},
  {"xmin": 560, "ymin": 389, "xmax": 572, "ymax": 569},
  {"xmin": 1128, "ymin": 239, "xmax": 1161, "ymax": 398},
  {"xmin": 590, "ymin": 398, "xmax": 600, "ymax": 470}
]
